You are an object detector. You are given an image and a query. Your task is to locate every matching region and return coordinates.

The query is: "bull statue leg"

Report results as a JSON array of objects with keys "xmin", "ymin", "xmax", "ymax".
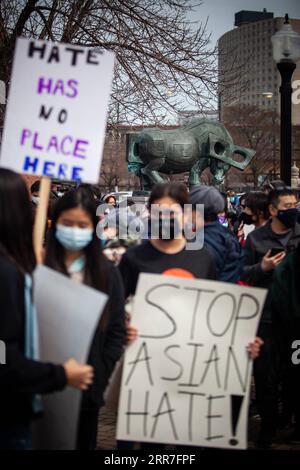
[
  {"xmin": 140, "ymin": 157, "xmax": 166, "ymax": 186},
  {"xmin": 188, "ymin": 159, "xmax": 209, "ymax": 188}
]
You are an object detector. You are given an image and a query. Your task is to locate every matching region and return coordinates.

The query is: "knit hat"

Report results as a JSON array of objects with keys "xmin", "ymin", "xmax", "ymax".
[{"xmin": 189, "ymin": 185, "xmax": 225, "ymax": 215}]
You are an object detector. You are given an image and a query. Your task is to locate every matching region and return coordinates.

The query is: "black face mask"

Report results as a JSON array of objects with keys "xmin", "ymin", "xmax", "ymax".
[
  {"xmin": 239, "ymin": 212, "xmax": 254, "ymax": 226},
  {"xmin": 277, "ymin": 208, "xmax": 299, "ymax": 229},
  {"xmin": 150, "ymin": 216, "xmax": 181, "ymax": 241}
]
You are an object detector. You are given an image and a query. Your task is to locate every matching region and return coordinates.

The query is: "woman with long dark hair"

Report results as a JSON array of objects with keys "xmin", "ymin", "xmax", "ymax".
[
  {"xmin": 0, "ymin": 169, "xmax": 93, "ymax": 450},
  {"xmin": 44, "ymin": 188, "xmax": 126, "ymax": 449}
]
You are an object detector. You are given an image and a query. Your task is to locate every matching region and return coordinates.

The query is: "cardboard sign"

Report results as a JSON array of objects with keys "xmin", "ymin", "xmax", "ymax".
[
  {"xmin": 117, "ymin": 274, "xmax": 267, "ymax": 449},
  {"xmin": 32, "ymin": 265, "xmax": 107, "ymax": 449},
  {"xmin": 0, "ymin": 38, "xmax": 114, "ymax": 183}
]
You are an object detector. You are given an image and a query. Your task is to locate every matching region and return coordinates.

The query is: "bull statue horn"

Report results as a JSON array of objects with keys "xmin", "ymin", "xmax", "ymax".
[{"xmin": 231, "ymin": 146, "xmax": 256, "ymax": 170}]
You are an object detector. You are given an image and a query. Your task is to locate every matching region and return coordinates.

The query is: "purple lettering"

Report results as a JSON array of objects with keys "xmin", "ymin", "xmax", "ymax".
[
  {"xmin": 38, "ymin": 77, "xmax": 52, "ymax": 94},
  {"xmin": 60, "ymin": 136, "xmax": 72, "ymax": 155},
  {"xmin": 66, "ymin": 79, "xmax": 78, "ymax": 98},
  {"xmin": 47, "ymin": 136, "xmax": 59, "ymax": 153},
  {"xmin": 73, "ymin": 139, "xmax": 89, "ymax": 159},
  {"xmin": 20, "ymin": 129, "xmax": 31, "ymax": 146},
  {"xmin": 33, "ymin": 132, "xmax": 43, "ymax": 150},
  {"xmin": 53, "ymin": 80, "xmax": 65, "ymax": 96}
]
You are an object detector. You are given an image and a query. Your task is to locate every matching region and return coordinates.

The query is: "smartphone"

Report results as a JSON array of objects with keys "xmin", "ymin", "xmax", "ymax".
[{"xmin": 270, "ymin": 247, "xmax": 285, "ymax": 257}]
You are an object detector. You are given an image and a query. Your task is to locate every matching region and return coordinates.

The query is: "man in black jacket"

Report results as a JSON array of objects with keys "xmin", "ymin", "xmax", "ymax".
[
  {"xmin": 189, "ymin": 185, "xmax": 244, "ymax": 283},
  {"xmin": 242, "ymin": 188, "xmax": 300, "ymax": 447}
]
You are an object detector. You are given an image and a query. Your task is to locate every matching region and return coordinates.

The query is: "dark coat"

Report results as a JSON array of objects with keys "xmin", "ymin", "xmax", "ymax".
[
  {"xmin": 270, "ymin": 249, "xmax": 300, "ymax": 388},
  {"xmin": 242, "ymin": 221, "xmax": 300, "ymax": 322},
  {"xmin": 0, "ymin": 256, "xmax": 66, "ymax": 425},
  {"xmin": 82, "ymin": 260, "xmax": 126, "ymax": 409},
  {"xmin": 242, "ymin": 221, "xmax": 300, "ymax": 287},
  {"xmin": 203, "ymin": 221, "xmax": 244, "ymax": 283}
]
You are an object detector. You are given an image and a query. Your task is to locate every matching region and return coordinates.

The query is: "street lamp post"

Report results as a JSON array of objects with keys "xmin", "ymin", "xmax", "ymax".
[
  {"xmin": 262, "ymin": 92, "xmax": 279, "ymax": 178},
  {"xmin": 271, "ymin": 14, "xmax": 300, "ymax": 186}
]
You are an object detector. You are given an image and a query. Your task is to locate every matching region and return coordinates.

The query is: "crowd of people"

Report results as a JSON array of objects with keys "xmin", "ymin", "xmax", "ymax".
[{"xmin": 0, "ymin": 168, "xmax": 300, "ymax": 450}]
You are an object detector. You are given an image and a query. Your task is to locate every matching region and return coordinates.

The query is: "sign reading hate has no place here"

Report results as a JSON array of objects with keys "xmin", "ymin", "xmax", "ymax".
[
  {"xmin": 0, "ymin": 38, "xmax": 114, "ymax": 183},
  {"xmin": 117, "ymin": 274, "xmax": 267, "ymax": 450}
]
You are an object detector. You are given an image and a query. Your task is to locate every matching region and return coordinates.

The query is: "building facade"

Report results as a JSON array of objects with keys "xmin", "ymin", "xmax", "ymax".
[{"xmin": 218, "ymin": 9, "xmax": 300, "ymax": 124}]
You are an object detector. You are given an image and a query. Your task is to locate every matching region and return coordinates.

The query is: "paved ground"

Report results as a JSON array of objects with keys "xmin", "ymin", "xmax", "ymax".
[{"xmin": 96, "ymin": 406, "xmax": 300, "ymax": 451}]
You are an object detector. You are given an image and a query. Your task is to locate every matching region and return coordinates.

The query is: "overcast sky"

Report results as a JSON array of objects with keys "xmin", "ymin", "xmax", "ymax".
[{"xmin": 192, "ymin": 0, "xmax": 300, "ymax": 47}]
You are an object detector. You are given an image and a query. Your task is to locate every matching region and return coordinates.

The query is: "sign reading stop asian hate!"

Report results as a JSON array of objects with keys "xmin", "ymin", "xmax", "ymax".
[
  {"xmin": 117, "ymin": 274, "xmax": 267, "ymax": 450},
  {"xmin": 0, "ymin": 38, "xmax": 114, "ymax": 183}
]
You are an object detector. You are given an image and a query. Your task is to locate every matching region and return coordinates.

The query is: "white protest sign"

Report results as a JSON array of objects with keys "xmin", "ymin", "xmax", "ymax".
[
  {"xmin": 117, "ymin": 273, "xmax": 267, "ymax": 449},
  {"xmin": 0, "ymin": 37, "xmax": 114, "ymax": 183},
  {"xmin": 32, "ymin": 265, "xmax": 107, "ymax": 450}
]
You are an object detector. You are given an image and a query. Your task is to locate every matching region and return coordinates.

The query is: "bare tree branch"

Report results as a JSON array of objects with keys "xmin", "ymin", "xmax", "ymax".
[{"xmin": 0, "ymin": 1, "xmax": 241, "ymax": 127}]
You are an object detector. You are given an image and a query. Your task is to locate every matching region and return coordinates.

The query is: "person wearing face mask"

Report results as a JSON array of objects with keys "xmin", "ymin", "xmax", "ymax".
[
  {"xmin": 242, "ymin": 188, "xmax": 300, "ymax": 286},
  {"xmin": 30, "ymin": 180, "xmax": 40, "ymax": 206},
  {"xmin": 241, "ymin": 187, "xmax": 300, "ymax": 448},
  {"xmin": 0, "ymin": 170, "xmax": 94, "ymax": 450},
  {"xmin": 44, "ymin": 188, "xmax": 126, "ymax": 449},
  {"xmin": 189, "ymin": 185, "xmax": 244, "ymax": 283},
  {"xmin": 30, "ymin": 180, "xmax": 41, "ymax": 220},
  {"xmin": 239, "ymin": 192, "xmax": 269, "ymax": 228},
  {"xmin": 103, "ymin": 193, "xmax": 117, "ymax": 208},
  {"xmin": 118, "ymin": 183, "xmax": 262, "ymax": 450},
  {"xmin": 117, "ymin": 183, "xmax": 215, "ymax": 450},
  {"xmin": 118, "ymin": 183, "xmax": 217, "ymax": 299},
  {"xmin": 237, "ymin": 192, "xmax": 270, "ymax": 244}
]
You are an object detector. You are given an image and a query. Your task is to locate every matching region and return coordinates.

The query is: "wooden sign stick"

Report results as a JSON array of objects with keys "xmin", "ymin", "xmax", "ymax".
[{"xmin": 33, "ymin": 176, "xmax": 51, "ymax": 264}]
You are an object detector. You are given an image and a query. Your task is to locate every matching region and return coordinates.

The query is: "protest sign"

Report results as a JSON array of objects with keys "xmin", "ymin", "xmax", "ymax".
[
  {"xmin": 0, "ymin": 37, "xmax": 114, "ymax": 183},
  {"xmin": 32, "ymin": 265, "xmax": 107, "ymax": 450},
  {"xmin": 117, "ymin": 273, "xmax": 267, "ymax": 449}
]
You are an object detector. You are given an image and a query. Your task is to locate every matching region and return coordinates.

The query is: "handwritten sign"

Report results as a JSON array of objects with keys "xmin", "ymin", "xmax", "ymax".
[
  {"xmin": 117, "ymin": 274, "xmax": 267, "ymax": 449},
  {"xmin": 0, "ymin": 38, "xmax": 114, "ymax": 183}
]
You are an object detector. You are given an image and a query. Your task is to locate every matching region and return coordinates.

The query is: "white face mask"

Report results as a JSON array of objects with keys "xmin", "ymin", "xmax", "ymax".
[
  {"xmin": 55, "ymin": 224, "xmax": 93, "ymax": 251},
  {"xmin": 32, "ymin": 195, "xmax": 40, "ymax": 205}
]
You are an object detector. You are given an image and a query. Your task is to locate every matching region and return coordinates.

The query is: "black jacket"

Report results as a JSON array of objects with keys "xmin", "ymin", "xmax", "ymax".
[
  {"xmin": 270, "ymin": 249, "xmax": 300, "ymax": 391},
  {"xmin": 81, "ymin": 260, "xmax": 126, "ymax": 409},
  {"xmin": 0, "ymin": 256, "xmax": 67, "ymax": 425},
  {"xmin": 203, "ymin": 221, "xmax": 244, "ymax": 283},
  {"xmin": 118, "ymin": 241, "xmax": 216, "ymax": 298},
  {"xmin": 242, "ymin": 220, "xmax": 300, "ymax": 322}
]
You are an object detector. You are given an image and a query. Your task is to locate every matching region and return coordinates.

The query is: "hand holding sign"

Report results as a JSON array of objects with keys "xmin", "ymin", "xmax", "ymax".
[
  {"xmin": 63, "ymin": 358, "xmax": 94, "ymax": 391},
  {"xmin": 117, "ymin": 274, "xmax": 267, "ymax": 449}
]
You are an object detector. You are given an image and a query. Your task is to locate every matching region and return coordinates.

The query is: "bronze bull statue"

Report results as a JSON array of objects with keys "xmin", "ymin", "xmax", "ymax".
[{"xmin": 127, "ymin": 119, "xmax": 255, "ymax": 189}]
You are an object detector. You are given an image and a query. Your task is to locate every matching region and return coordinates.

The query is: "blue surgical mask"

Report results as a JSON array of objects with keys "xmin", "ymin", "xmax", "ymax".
[{"xmin": 56, "ymin": 224, "xmax": 93, "ymax": 251}]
